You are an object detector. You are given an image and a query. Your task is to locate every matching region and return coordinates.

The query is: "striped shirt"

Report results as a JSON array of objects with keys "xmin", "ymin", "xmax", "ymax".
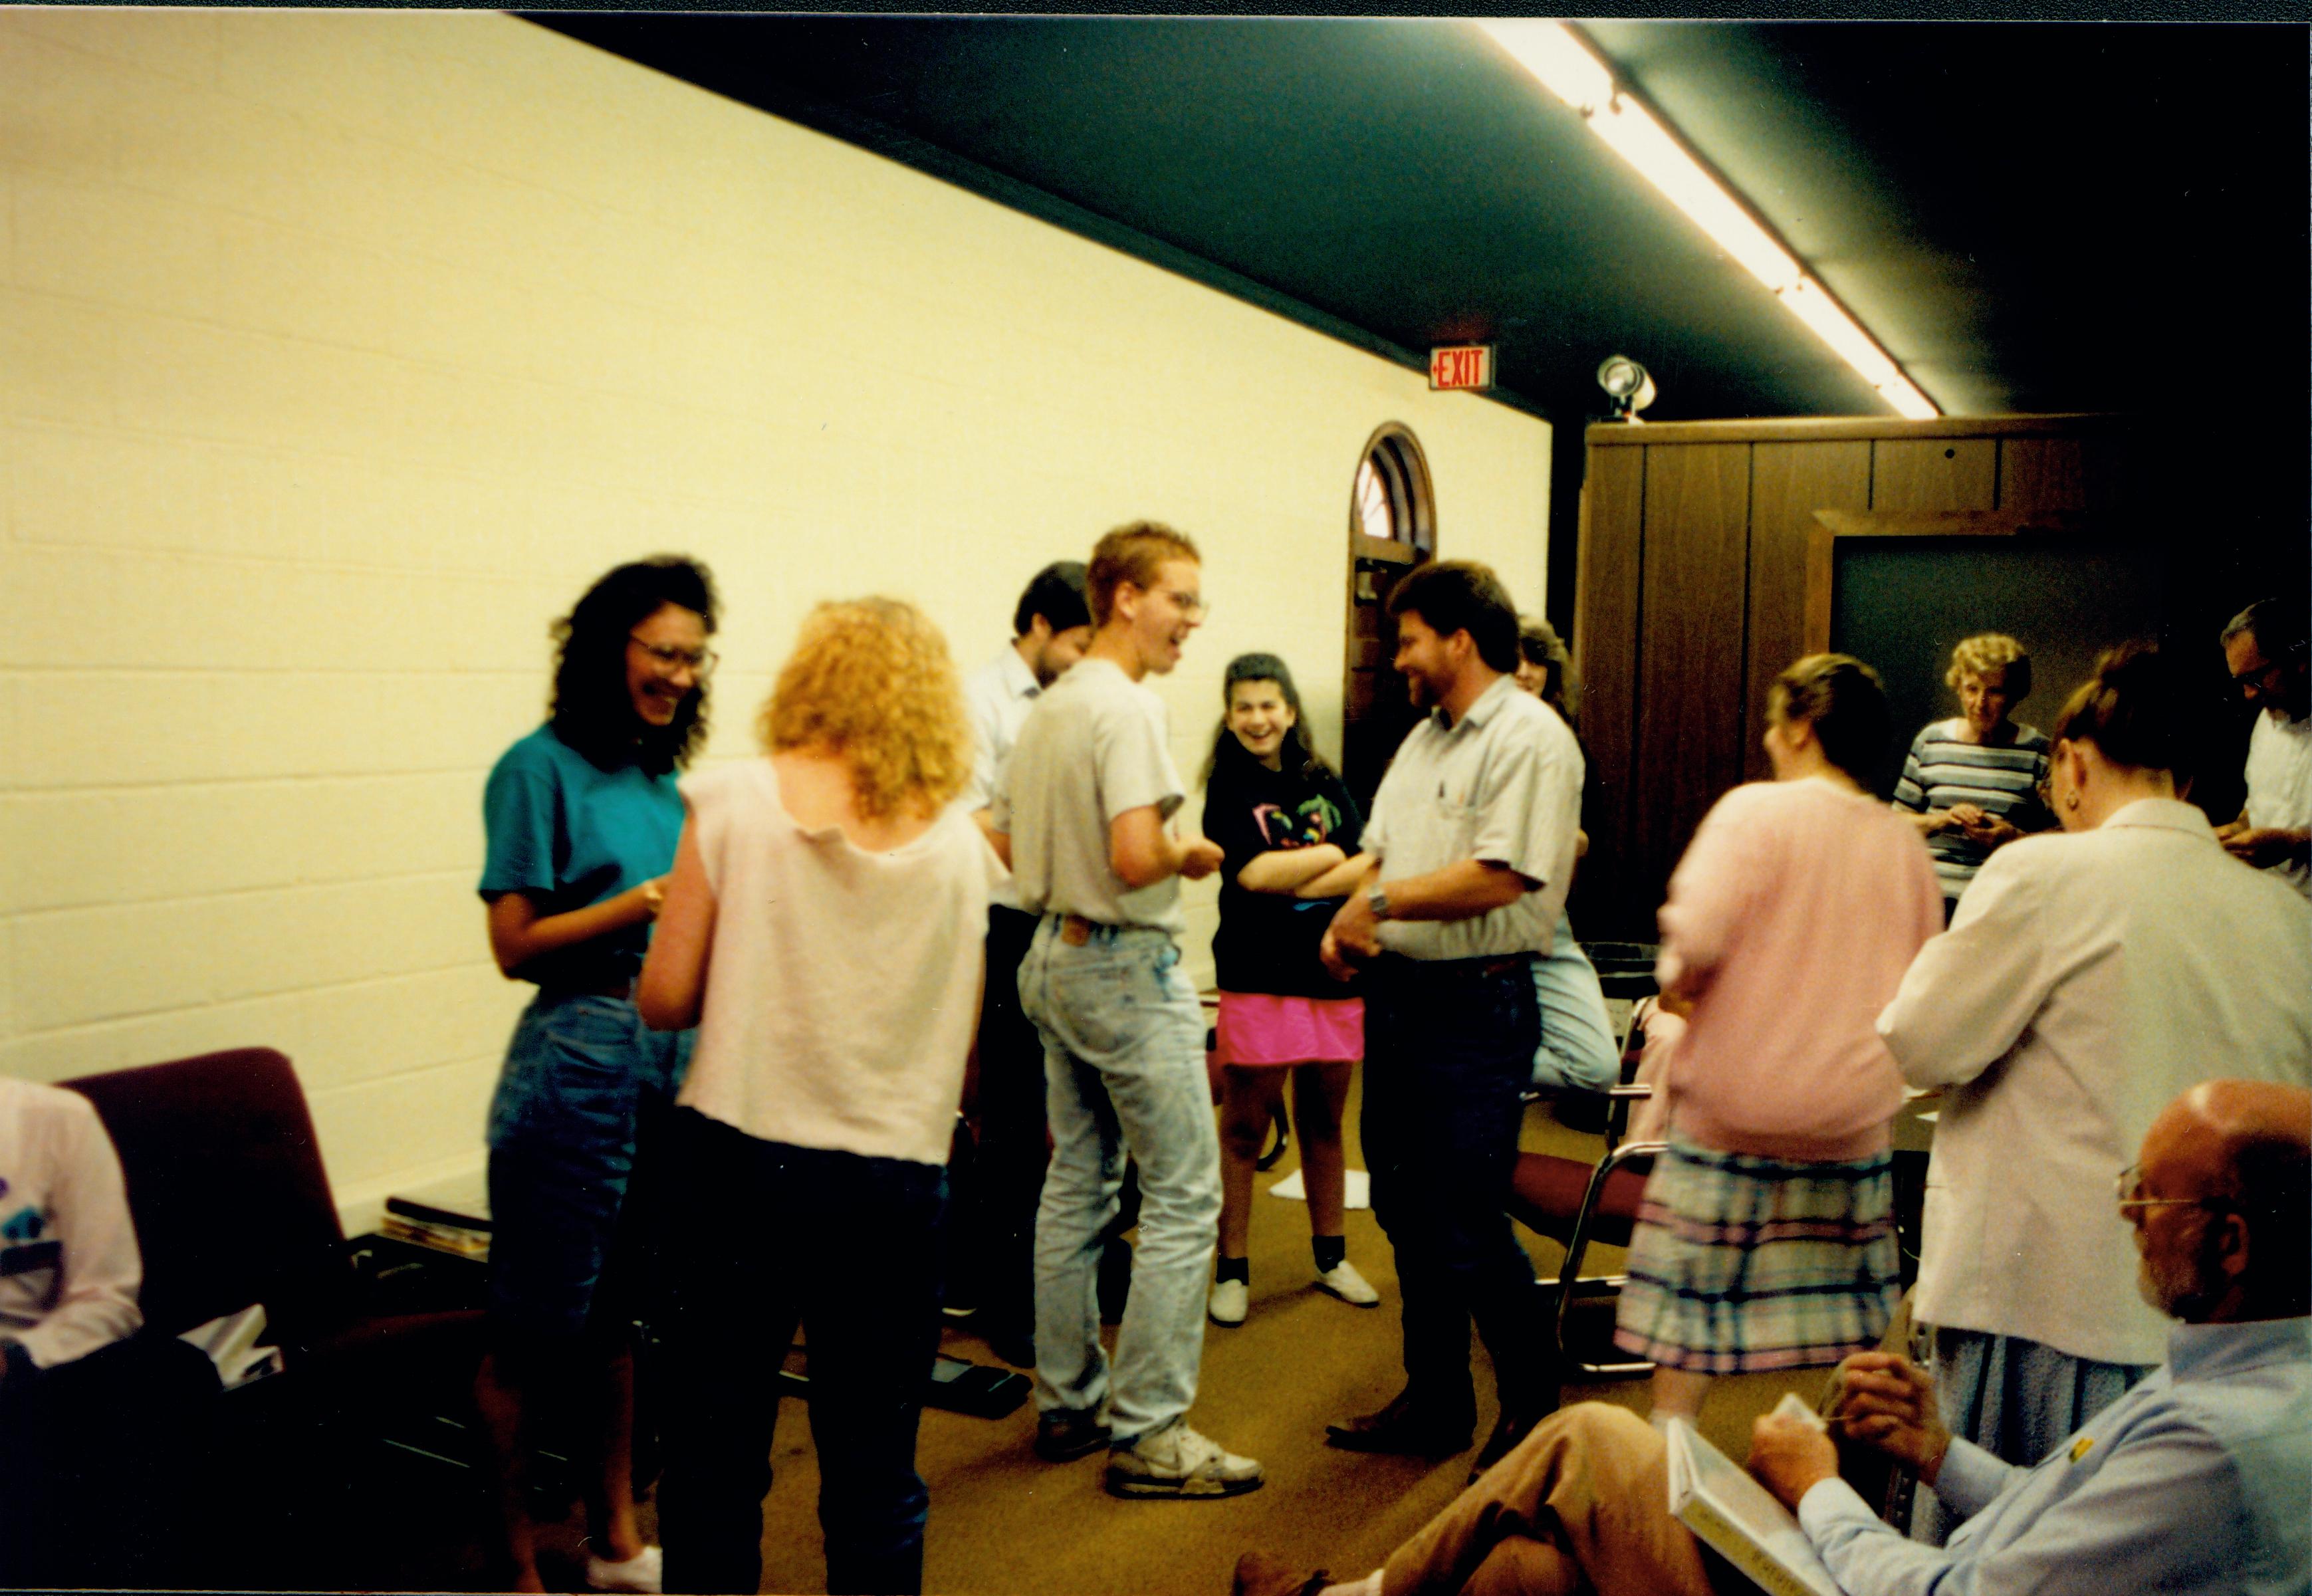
[{"xmin": 1891, "ymin": 719, "xmax": 2053, "ymax": 901}]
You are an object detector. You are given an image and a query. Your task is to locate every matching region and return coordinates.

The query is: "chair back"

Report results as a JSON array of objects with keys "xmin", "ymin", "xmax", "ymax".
[{"xmin": 62, "ymin": 1048, "xmax": 346, "ymax": 1339}]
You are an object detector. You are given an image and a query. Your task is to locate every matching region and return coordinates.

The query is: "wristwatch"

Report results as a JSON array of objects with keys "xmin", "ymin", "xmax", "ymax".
[{"xmin": 1366, "ymin": 885, "xmax": 1393, "ymax": 922}]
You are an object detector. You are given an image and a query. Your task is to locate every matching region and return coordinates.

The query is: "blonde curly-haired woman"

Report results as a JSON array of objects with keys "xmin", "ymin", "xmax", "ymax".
[
  {"xmin": 1891, "ymin": 632, "xmax": 2053, "ymax": 918},
  {"xmin": 639, "ymin": 598, "xmax": 1002, "ymax": 1596}
]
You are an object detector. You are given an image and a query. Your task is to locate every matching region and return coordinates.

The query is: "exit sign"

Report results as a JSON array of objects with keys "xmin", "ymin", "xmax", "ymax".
[{"xmin": 1429, "ymin": 344, "xmax": 1494, "ymax": 391}]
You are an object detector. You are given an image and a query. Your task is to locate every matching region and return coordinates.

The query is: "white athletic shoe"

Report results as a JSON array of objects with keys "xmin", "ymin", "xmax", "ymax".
[
  {"xmin": 585, "ymin": 1545, "xmax": 663, "ymax": 1594},
  {"xmin": 1208, "ymin": 1276, "xmax": 1249, "ymax": 1325},
  {"xmin": 1105, "ymin": 1422, "xmax": 1265, "ymax": 1499},
  {"xmin": 1314, "ymin": 1259, "xmax": 1380, "ymax": 1306}
]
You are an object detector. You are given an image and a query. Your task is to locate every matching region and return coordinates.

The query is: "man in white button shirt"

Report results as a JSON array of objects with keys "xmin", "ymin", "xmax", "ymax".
[
  {"xmin": 1318, "ymin": 560, "xmax": 1583, "ymax": 1478},
  {"xmin": 955, "ymin": 562, "xmax": 1091, "ymax": 1367},
  {"xmin": 2216, "ymin": 595, "xmax": 2311, "ymax": 895}
]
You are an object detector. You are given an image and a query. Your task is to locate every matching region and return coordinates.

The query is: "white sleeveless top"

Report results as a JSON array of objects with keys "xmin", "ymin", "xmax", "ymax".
[{"xmin": 676, "ymin": 758, "xmax": 1005, "ymax": 1166}]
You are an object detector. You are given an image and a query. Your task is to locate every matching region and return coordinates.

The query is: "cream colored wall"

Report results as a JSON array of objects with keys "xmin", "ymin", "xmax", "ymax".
[{"xmin": 0, "ymin": 11, "xmax": 1551, "ymax": 1228}]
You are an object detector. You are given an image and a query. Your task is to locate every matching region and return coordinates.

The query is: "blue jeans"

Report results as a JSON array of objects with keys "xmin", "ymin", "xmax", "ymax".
[
  {"xmin": 1531, "ymin": 911, "xmax": 1620, "ymax": 1091},
  {"xmin": 1362, "ymin": 953, "xmax": 1552, "ymax": 1423},
  {"xmin": 1017, "ymin": 919, "xmax": 1220, "ymax": 1445},
  {"xmin": 484, "ymin": 990, "xmax": 690, "ymax": 1337},
  {"xmin": 656, "ymin": 1109, "xmax": 947, "ymax": 1596}
]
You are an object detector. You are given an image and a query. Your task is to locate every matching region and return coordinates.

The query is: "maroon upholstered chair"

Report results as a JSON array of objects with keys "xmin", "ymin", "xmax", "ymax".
[
  {"xmin": 60, "ymin": 1048, "xmax": 490, "ymax": 1587},
  {"xmin": 1507, "ymin": 1082, "xmax": 1664, "ymax": 1380},
  {"xmin": 60, "ymin": 1047, "xmax": 483, "ymax": 1374}
]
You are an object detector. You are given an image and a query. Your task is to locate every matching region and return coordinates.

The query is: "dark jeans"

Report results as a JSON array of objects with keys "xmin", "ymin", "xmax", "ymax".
[
  {"xmin": 1361, "ymin": 953, "xmax": 1550, "ymax": 1425},
  {"xmin": 656, "ymin": 1108, "xmax": 947, "ymax": 1596},
  {"xmin": 955, "ymin": 904, "xmax": 1048, "ymax": 1337},
  {"xmin": 0, "ymin": 1333, "xmax": 220, "ymax": 1589}
]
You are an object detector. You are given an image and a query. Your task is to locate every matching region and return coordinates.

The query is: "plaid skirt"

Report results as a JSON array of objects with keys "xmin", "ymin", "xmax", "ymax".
[{"xmin": 1613, "ymin": 1138, "xmax": 1901, "ymax": 1375}]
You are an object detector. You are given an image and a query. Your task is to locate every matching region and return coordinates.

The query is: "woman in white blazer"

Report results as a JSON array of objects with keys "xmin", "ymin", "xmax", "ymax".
[{"xmin": 1877, "ymin": 642, "xmax": 2312, "ymax": 1541}]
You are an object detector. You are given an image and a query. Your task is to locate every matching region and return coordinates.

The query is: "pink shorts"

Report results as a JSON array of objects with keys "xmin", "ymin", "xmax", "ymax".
[{"xmin": 1213, "ymin": 991, "xmax": 1365, "ymax": 1067}]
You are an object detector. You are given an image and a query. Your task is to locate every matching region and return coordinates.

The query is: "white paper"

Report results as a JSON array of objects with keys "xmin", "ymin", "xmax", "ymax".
[{"xmin": 1267, "ymin": 1168, "xmax": 1371, "ymax": 1209}]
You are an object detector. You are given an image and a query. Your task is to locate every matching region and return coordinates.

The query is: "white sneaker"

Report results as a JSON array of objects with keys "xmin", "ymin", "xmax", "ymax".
[
  {"xmin": 1105, "ymin": 1422, "xmax": 1265, "ymax": 1498},
  {"xmin": 585, "ymin": 1545, "xmax": 663, "ymax": 1594},
  {"xmin": 1208, "ymin": 1276, "xmax": 1249, "ymax": 1325},
  {"xmin": 1315, "ymin": 1259, "xmax": 1380, "ymax": 1306}
]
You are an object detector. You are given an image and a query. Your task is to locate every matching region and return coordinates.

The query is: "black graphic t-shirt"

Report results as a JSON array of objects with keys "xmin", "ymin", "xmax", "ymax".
[{"xmin": 1206, "ymin": 739, "xmax": 1365, "ymax": 999}]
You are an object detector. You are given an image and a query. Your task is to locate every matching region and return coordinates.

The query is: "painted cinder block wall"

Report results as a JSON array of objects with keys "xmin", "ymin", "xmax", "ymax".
[{"xmin": 0, "ymin": 11, "xmax": 1552, "ymax": 1227}]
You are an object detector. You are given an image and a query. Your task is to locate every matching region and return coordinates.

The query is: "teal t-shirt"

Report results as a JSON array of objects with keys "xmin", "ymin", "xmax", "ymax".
[{"xmin": 479, "ymin": 725, "xmax": 684, "ymax": 986}]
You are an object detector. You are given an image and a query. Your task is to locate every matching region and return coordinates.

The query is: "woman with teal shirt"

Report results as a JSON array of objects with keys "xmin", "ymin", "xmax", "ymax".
[{"xmin": 474, "ymin": 556, "xmax": 719, "ymax": 1595}]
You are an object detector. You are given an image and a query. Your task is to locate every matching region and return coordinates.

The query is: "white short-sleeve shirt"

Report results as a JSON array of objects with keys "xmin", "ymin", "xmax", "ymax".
[
  {"xmin": 1361, "ymin": 675, "xmax": 1584, "ymax": 961},
  {"xmin": 958, "ymin": 643, "xmax": 1044, "ymax": 911},
  {"xmin": 993, "ymin": 657, "xmax": 1187, "ymax": 936},
  {"xmin": 2244, "ymin": 709, "xmax": 2312, "ymax": 896},
  {"xmin": 676, "ymin": 760, "xmax": 1004, "ymax": 1167}
]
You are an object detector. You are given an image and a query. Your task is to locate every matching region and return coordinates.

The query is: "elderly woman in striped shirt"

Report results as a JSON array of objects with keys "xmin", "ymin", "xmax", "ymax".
[{"xmin": 1891, "ymin": 632, "xmax": 2053, "ymax": 919}]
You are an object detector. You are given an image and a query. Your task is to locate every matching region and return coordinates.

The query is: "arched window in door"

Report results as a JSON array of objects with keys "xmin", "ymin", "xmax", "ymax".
[
  {"xmin": 1342, "ymin": 425, "xmax": 1437, "ymax": 806},
  {"xmin": 1352, "ymin": 427, "xmax": 1436, "ymax": 553}
]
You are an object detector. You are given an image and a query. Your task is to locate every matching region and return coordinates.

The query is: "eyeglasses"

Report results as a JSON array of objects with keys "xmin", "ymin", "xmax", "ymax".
[
  {"xmin": 629, "ymin": 635, "xmax": 717, "ymax": 674},
  {"xmin": 1155, "ymin": 589, "xmax": 1209, "ymax": 622},
  {"xmin": 2114, "ymin": 1163, "xmax": 2224, "ymax": 1213}
]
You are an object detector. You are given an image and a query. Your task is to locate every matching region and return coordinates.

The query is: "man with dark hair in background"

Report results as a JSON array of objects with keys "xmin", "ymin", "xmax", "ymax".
[
  {"xmin": 2217, "ymin": 594, "xmax": 2311, "ymax": 895},
  {"xmin": 1320, "ymin": 559, "xmax": 1584, "ymax": 1476},
  {"xmin": 954, "ymin": 560, "xmax": 1093, "ymax": 1368}
]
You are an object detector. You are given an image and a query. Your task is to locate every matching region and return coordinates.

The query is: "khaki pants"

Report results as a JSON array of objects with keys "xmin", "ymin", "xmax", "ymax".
[{"xmin": 1380, "ymin": 1404, "xmax": 1736, "ymax": 1596}]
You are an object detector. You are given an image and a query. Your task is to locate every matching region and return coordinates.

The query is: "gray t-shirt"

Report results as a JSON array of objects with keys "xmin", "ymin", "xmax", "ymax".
[
  {"xmin": 1363, "ymin": 674, "xmax": 1583, "ymax": 961},
  {"xmin": 992, "ymin": 657, "xmax": 1187, "ymax": 936}
]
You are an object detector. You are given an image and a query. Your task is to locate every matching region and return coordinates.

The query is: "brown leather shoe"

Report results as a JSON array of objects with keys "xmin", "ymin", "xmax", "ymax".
[
  {"xmin": 1468, "ymin": 1401, "xmax": 1556, "ymax": 1483},
  {"xmin": 1231, "ymin": 1551, "xmax": 1330, "ymax": 1596},
  {"xmin": 1324, "ymin": 1391, "xmax": 1473, "ymax": 1456}
]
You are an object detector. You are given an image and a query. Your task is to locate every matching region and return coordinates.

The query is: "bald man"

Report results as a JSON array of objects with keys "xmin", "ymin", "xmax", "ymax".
[{"xmin": 1232, "ymin": 1079, "xmax": 2311, "ymax": 1596}]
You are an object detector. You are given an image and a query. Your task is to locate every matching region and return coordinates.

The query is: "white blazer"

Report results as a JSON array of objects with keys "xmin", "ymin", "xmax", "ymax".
[{"xmin": 1878, "ymin": 798, "xmax": 2312, "ymax": 1367}]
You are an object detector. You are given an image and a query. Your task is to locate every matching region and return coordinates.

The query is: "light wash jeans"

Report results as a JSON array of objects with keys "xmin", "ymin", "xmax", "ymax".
[
  {"xmin": 1531, "ymin": 909, "xmax": 1621, "ymax": 1091},
  {"xmin": 1016, "ymin": 917, "xmax": 1220, "ymax": 1446}
]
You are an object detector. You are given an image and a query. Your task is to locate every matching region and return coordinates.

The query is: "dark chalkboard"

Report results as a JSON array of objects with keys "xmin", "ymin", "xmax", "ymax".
[{"xmin": 1831, "ymin": 537, "xmax": 2169, "ymax": 799}]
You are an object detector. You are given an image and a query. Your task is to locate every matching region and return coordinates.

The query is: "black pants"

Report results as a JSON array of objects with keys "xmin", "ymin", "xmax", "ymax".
[
  {"xmin": 656, "ymin": 1109, "xmax": 947, "ymax": 1596},
  {"xmin": 955, "ymin": 904, "xmax": 1048, "ymax": 1337},
  {"xmin": 0, "ymin": 1333, "xmax": 221, "ymax": 1589},
  {"xmin": 1361, "ymin": 953, "xmax": 1552, "ymax": 1425}
]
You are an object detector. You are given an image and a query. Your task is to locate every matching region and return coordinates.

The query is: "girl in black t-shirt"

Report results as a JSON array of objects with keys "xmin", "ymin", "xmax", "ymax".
[{"xmin": 1200, "ymin": 653, "xmax": 1378, "ymax": 1326}]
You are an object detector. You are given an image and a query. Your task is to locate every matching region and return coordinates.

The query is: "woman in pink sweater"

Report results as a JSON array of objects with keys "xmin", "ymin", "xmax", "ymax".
[{"xmin": 1613, "ymin": 653, "xmax": 1943, "ymax": 1425}]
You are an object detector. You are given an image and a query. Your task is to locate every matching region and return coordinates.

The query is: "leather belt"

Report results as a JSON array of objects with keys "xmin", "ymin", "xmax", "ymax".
[
  {"xmin": 542, "ymin": 976, "xmax": 637, "ymax": 1001},
  {"xmin": 1060, "ymin": 913, "xmax": 1101, "ymax": 946}
]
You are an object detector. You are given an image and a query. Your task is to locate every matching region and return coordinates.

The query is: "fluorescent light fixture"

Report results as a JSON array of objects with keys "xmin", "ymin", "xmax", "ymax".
[{"xmin": 1479, "ymin": 19, "xmax": 1938, "ymax": 419}]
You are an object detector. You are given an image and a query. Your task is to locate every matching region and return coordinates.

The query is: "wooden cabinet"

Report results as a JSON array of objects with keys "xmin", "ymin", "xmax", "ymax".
[{"xmin": 1571, "ymin": 414, "xmax": 2138, "ymax": 939}]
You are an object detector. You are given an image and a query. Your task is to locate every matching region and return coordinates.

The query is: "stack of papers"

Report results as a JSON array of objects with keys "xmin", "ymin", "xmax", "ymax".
[{"xmin": 1664, "ymin": 1409, "xmax": 1845, "ymax": 1596}]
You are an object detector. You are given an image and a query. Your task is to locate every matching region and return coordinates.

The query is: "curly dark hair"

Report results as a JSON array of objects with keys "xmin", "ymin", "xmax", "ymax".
[
  {"xmin": 548, "ymin": 556, "xmax": 720, "ymax": 776},
  {"xmin": 1386, "ymin": 560, "xmax": 1521, "ymax": 673},
  {"xmin": 1201, "ymin": 652, "xmax": 1334, "ymax": 788}
]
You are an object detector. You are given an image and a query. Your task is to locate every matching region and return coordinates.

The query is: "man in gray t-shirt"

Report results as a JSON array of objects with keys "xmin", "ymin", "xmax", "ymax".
[
  {"xmin": 990, "ymin": 522, "xmax": 1263, "ymax": 1500},
  {"xmin": 1320, "ymin": 560, "xmax": 1581, "ymax": 1478}
]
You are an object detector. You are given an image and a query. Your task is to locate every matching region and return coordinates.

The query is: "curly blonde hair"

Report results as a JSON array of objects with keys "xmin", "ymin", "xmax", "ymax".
[
  {"xmin": 758, "ymin": 598, "xmax": 971, "ymax": 820},
  {"xmin": 1945, "ymin": 633, "xmax": 2031, "ymax": 699}
]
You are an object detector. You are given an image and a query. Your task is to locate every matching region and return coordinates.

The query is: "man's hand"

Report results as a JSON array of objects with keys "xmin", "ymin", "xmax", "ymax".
[
  {"xmin": 1748, "ymin": 1410, "xmax": 1841, "ymax": 1511},
  {"xmin": 2220, "ymin": 825, "xmax": 2310, "ymax": 870},
  {"xmin": 1326, "ymin": 889, "xmax": 1385, "ymax": 965},
  {"xmin": 1177, "ymin": 836, "xmax": 1225, "ymax": 881},
  {"xmin": 1822, "ymin": 1352, "xmax": 1951, "ymax": 1484}
]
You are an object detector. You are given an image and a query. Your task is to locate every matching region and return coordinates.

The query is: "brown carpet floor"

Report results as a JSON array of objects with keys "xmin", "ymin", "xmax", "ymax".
[{"xmin": 729, "ymin": 1083, "xmax": 1826, "ymax": 1596}]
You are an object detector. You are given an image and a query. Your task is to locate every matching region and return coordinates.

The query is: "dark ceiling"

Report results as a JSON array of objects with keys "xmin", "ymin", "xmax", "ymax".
[{"xmin": 531, "ymin": 16, "xmax": 2307, "ymax": 435}]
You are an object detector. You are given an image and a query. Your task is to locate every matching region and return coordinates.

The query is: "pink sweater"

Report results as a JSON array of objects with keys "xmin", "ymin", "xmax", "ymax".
[{"xmin": 1656, "ymin": 778, "xmax": 1942, "ymax": 1160}]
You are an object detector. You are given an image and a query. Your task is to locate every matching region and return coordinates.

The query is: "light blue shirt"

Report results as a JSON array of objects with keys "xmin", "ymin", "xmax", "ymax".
[{"xmin": 1799, "ymin": 1316, "xmax": 2311, "ymax": 1595}]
